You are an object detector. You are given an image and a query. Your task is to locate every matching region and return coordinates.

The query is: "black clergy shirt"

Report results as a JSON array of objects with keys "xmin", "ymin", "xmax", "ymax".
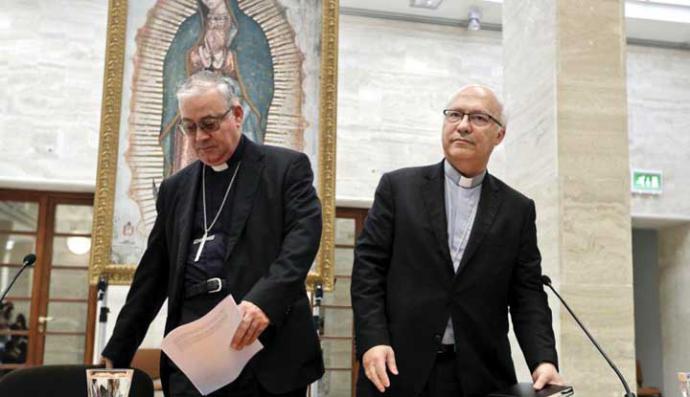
[{"xmin": 181, "ymin": 135, "xmax": 246, "ymax": 321}]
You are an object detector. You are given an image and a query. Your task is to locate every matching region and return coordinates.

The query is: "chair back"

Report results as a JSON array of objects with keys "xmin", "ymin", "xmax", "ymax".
[{"xmin": 0, "ymin": 365, "xmax": 153, "ymax": 397}]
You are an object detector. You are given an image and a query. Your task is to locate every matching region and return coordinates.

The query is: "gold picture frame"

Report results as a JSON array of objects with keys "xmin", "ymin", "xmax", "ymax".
[{"xmin": 89, "ymin": 0, "xmax": 338, "ymax": 290}]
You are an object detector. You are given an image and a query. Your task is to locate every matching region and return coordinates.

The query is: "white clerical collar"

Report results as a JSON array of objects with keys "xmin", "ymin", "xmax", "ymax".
[
  {"xmin": 444, "ymin": 160, "xmax": 486, "ymax": 189},
  {"xmin": 210, "ymin": 162, "xmax": 229, "ymax": 172}
]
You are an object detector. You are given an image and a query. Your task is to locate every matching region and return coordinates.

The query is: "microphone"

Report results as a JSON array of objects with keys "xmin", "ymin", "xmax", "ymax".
[
  {"xmin": 22, "ymin": 254, "xmax": 37, "ymax": 267},
  {"xmin": 541, "ymin": 275, "xmax": 635, "ymax": 397},
  {"xmin": 0, "ymin": 254, "xmax": 37, "ymax": 305}
]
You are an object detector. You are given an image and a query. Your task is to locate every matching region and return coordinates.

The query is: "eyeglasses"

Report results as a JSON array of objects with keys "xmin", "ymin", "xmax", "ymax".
[
  {"xmin": 442, "ymin": 109, "xmax": 503, "ymax": 128},
  {"xmin": 178, "ymin": 108, "xmax": 232, "ymax": 136}
]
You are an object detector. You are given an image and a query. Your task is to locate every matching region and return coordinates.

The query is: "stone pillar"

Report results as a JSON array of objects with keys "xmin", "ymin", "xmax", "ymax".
[
  {"xmin": 502, "ymin": 1, "xmax": 635, "ymax": 395},
  {"xmin": 658, "ymin": 224, "xmax": 690, "ymax": 394}
]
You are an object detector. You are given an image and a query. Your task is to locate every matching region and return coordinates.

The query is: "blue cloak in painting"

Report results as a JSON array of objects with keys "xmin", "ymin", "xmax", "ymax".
[{"xmin": 159, "ymin": 0, "xmax": 274, "ymax": 176}]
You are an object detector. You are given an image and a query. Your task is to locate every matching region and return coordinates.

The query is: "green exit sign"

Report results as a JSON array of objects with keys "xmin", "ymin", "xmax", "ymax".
[{"xmin": 632, "ymin": 170, "xmax": 662, "ymax": 194}]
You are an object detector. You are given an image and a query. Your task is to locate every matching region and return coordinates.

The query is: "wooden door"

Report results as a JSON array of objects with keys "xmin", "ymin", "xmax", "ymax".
[
  {"xmin": 316, "ymin": 207, "xmax": 368, "ymax": 397},
  {"xmin": 0, "ymin": 189, "xmax": 96, "ymax": 375}
]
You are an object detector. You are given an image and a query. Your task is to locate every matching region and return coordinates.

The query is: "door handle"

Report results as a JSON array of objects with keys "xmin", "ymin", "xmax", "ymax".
[{"xmin": 37, "ymin": 316, "xmax": 54, "ymax": 333}]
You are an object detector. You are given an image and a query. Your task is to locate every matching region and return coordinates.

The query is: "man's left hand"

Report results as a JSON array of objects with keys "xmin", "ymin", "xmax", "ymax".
[
  {"xmin": 531, "ymin": 362, "xmax": 564, "ymax": 390},
  {"xmin": 231, "ymin": 301, "xmax": 270, "ymax": 350}
]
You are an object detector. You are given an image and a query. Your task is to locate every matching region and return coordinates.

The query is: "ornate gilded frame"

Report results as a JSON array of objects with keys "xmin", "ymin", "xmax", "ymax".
[{"xmin": 89, "ymin": 0, "xmax": 338, "ymax": 290}]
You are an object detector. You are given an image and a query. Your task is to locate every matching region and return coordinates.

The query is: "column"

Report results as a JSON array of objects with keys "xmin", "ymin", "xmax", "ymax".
[{"xmin": 502, "ymin": 1, "xmax": 635, "ymax": 395}]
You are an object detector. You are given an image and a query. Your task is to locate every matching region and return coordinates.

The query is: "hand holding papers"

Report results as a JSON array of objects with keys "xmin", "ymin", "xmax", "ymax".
[
  {"xmin": 162, "ymin": 295, "xmax": 263, "ymax": 395},
  {"xmin": 231, "ymin": 300, "xmax": 271, "ymax": 350}
]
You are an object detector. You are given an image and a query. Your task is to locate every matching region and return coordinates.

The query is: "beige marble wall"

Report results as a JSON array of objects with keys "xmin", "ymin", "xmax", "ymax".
[
  {"xmin": 501, "ymin": 0, "xmax": 562, "ymax": 382},
  {"xmin": 558, "ymin": 2, "xmax": 636, "ymax": 393},
  {"xmin": 503, "ymin": 1, "xmax": 635, "ymax": 396},
  {"xmin": 627, "ymin": 45, "xmax": 690, "ymax": 220},
  {"xmin": 0, "ymin": 1, "xmax": 108, "ymax": 191},
  {"xmin": 658, "ymin": 224, "xmax": 690, "ymax": 395},
  {"xmin": 336, "ymin": 14, "xmax": 505, "ymax": 203}
]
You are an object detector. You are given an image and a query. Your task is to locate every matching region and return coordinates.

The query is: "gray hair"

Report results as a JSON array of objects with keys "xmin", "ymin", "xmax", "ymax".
[
  {"xmin": 446, "ymin": 84, "xmax": 507, "ymax": 127},
  {"xmin": 176, "ymin": 70, "xmax": 240, "ymax": 109}
]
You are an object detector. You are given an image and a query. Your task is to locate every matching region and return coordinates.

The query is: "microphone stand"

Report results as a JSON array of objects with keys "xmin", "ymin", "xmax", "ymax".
[
  {"xmin": 0, "ymin": 254, "xmax": 36, "ymax": 305},
  {"xmin": 542, "ymin": 275, "xmax": 635, "ymax": 397},
  {"xmin": 95, "ymin": 275, "xmax": 110, "ymax": 361},
  {"xmin": 310, "ymin": 282, "xmax": 324, "ymax": 397}
]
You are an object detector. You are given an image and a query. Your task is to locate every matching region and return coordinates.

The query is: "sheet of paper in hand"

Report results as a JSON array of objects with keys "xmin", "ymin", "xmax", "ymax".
[{"xmin": 161, "ymin": 295, "xmax": 263, "ymax": 395}]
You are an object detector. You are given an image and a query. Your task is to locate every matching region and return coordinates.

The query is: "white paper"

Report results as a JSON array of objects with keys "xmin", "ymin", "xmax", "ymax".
[{"xmin": 161, "ymin": 295, "xmax": 263, "ymax": 395}]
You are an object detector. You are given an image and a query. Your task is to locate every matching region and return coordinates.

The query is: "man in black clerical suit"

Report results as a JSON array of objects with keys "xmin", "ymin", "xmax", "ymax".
[
  {"xmin": 101, "ymin": 71, "xmax": 324, "ymax": 397},
  {"xmin": 351, "ymin": 85, "xmax": 564, "ymax": 397}
]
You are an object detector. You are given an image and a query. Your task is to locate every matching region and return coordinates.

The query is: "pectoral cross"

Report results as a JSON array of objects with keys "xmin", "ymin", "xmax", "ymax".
[{"xmin": 193, "ymin": 232, "xmax": 216, "ymax": 262}]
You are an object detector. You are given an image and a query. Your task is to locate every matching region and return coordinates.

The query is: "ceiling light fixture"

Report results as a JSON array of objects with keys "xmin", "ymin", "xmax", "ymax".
[
  {"xmin": 66, "ymin": 236, "xmax": 91, "ymax": 256},
  {"xmin": 467, "ymin": 7, "xmax": 482, "ymax": 31},
  {"xmin": 410, "ymin": 0, "xmax": 444, "ymax": 10}
]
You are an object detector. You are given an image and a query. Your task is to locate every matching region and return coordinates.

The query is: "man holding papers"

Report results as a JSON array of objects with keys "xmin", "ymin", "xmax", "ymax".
[{"xmin": 101, "ymin": 71, "xmax": 324, "ymax": 397}]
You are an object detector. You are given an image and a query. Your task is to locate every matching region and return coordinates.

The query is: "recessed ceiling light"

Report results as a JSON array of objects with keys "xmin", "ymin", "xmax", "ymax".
[
  {"xmin": 67, "ymin": 236, "xmax": 91, "ymax": 255},
  {"xmin": 410, "ymin": 0, "xmax": 443, "ymax": 10}
]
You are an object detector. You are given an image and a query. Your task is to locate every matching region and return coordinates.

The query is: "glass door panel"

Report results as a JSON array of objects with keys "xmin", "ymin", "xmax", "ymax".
[
  {"xmin": 318, "ymin": 212, "xmax": 364, "ymax": 397},
  {"xmin": 40, "ymin": 202, "xmax": 92, "ymax": 365},
  {"xmin": 54, "ymin": 205, "xmax": 93, "ymax": 234},
  {"xmin": 45, "ymin": 302, "xmax": 88, "ymax": 333},
  {"xmin": 0, "ymin": 205, "xmax": 37, "ymax": 368},
  {"xmin": 48, "ymin": 269, "xmax": 89, "ymax": 299},
  {"xmin": 42, "ymin": 334, "xmax": 85, "ymax": 365},
  {"xmin": 319, "ymin": 370, "xmax": 351, "ymax": 397},
  {"xmin": 51, "ymin": 237, "xmax": 91, "ymax": 267},
  {"xmin": 0, "ymin": 202, "xmax": 39, "ymax": 232}
]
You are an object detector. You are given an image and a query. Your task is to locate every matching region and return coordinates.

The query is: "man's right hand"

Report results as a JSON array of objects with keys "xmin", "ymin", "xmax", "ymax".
[
  {"xmin": 362, "ymin": 345, "xmax": 398, "ymax": 393},
  {"xmin": 99, "ymin": 356, "xmax": 114, "ymax": 369}
]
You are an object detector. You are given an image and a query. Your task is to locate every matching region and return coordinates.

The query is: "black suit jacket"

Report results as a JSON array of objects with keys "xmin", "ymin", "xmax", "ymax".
[
  {"xmin": 351, "ymin": 162, "xmax": 557, "ymax": 397},
  {"xmin": 103, "ymin": 140, "xmax": 324, "ymax": 394}
]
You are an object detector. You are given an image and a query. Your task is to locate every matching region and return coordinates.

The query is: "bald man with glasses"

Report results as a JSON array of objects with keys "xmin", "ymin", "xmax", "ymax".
[
  {"xmin": 352, "ymin": 85, "xmax": 564, "ymax": 397},
  {"xmin": 102, "ymin": 70, "xmax": 324, "ymax": 397}
]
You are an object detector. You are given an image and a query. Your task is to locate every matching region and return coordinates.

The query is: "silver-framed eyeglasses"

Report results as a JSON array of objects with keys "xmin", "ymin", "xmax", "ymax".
[
  {"xmin": 178, "ymin": 108, "xmax": 232, "ymax": 136},
  {"xmin": 442, "ymin": 109, "xmax": 503, "ymax": 128}
]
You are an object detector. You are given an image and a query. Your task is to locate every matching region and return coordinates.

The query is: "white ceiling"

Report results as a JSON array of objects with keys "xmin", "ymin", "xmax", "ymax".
[{"xmin": 339, "ymin": 0, "xmax": 690, "ymax": 48}]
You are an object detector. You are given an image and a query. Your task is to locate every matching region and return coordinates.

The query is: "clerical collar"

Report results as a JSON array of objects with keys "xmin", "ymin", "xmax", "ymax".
[
  {"xmin": 444, "ymin": 160, "xmax": 486, "ymax": 189},
  {"xmin": 209, "ymin": 134, "xmax": 247, "ymax": 172}
]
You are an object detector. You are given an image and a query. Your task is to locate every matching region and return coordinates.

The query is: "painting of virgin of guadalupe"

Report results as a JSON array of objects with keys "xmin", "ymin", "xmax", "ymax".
[
  {"xmin": 159, "ymin": 0, "xmax": 273, "ymax": 175},
  {"xmin": 114, "ymin": 0, "xmax": 317, "ymax": 264}
]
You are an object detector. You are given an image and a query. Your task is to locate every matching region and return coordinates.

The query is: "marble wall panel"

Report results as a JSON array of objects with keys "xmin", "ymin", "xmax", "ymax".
[
  {"xmin": 502, "ymin": 0, "xmax": 561, "ymax": 383},
  {"xmin": 503, "ymin": 1, "xmax": 635, "ymax": 394},
  {"xmin": 558, "ymin": 284, "xmax": 636, "ymax": 397},
  {"xmin": 557, "ymin": 0, "xmax": 635, "ymax": 391},
  {"xmin": 336, "ymin": 14, "xmax": 504, "ymax": 202},
  {"xmin": 627, "ymin": 46, "xmax": 690, "ymax": 219},
  {"xmin": 658, "ymin": 224, "xmax": 690, "ymax": 395},
  {"xmin": 1, "ymin": 1, "xmax": 107, "ymax": 189}
]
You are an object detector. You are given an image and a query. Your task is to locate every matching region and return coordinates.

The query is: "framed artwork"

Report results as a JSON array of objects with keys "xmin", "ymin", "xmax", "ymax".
[{"xmin": 90, "ymin": 0, "xmax": 338, "ymax": 290}]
